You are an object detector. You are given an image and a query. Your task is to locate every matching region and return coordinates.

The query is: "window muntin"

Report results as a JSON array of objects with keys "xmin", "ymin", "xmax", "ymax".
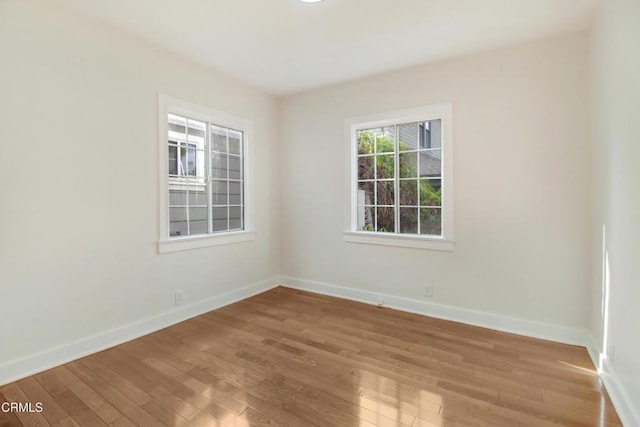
[{"xmin": 167, "ymin": 113, "xmax": 244, "ymax": 238}]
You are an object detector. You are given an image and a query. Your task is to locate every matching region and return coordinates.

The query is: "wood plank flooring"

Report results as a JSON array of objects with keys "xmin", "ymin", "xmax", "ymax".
[{"xmin": 0, "ymin": 287, "xmax": 622, "ymax": 426}]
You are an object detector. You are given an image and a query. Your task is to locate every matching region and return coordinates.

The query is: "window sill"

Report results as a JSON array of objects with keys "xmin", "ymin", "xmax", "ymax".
[
  {"xmin": 158, "ymin": 230, "xmax": 255, "ymax": 254},
  {"xmin": 343, "ymin": 231, "xmax": 454, "ymax": 251}
]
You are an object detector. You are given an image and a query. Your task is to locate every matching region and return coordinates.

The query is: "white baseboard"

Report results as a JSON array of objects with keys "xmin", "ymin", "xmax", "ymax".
[
  {"xmin": 279, "ymin": 276, "xmax": 588, "ymax": 346},
  {"xmin": 586, "ymin": 334, "xmax": 640, "ymax": 427},
  {"xmin": 0, "ymin": 277, "xmax": 279, "ymax": 387}
]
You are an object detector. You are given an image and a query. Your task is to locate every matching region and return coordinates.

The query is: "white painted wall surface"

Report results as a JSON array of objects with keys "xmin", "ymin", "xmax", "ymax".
[
  {"xmin": 0, "ymin": 0, "xmax": 280, "ymax": 365},
  {"xmin": 590, "ymin": 0, "xmax": 640, "ymax": 424},
  {"xmin": 279, "ymin": 34, "xmax": 592, "ymax": 330}
]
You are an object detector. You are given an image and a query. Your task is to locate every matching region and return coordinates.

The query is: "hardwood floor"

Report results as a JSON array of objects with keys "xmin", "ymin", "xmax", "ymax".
[{"xmin": 0, "ymin": 287, "xmax": 621, "ymax": 426}]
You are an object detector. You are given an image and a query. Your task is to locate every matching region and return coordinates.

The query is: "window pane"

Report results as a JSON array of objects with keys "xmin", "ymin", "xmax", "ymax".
[
  {"xmin": 212, "ymin": 153, "xmax": 228, "ymax": 179},
  {"xmin": 188, "ymin": 189, "xmax": 208, "ymax": 206},
  {"xmin": 168, "ymin": 115, "xmax": 205, "ymax": 178},
  {"xmin": 400, "ymin": 208, "xmax": 418, "ymax": 234},
  {"xmin": 375, "ymin": 128, "xmax": 395, "ymax": 153},
  {"xmin": 168, "ymin": 145, "xmax": 178, "ymax": 175},
  {"xmin": 168, "ymin": 113, "xmax": 186, "ymax": 127},
  {"xmin": 358, "ymin": 196, "xmax": 376, "ymax": 231},
  {"xmin": 358, "ymin": 156, "xmax": 374, "ymax": 180},
  {"xmin": 419, "ymin": 149, "xmax": 442, "ymax": 177},
  {"xmin": 420, "ymin": 179, "xmax": 442, "ymax": 207},
  {"xmin": 179, "ymin": 144, "xmax": 198, "ymax": 176},
  {"xmin": 229, "ymin": 130, "xmax": 242, "ymax": 155},
  {"xmin": 399, "ymin": 180, "xmax": 418, "ymax": 206},
  {"xmin": 376, "ymin": 181, "xmax": 394, "ymax": 206},
  {"xmin": 399, "ymin": 152, "xmax": 418, "ymax": 178},
  {"xmin": 398, "ymin": 122, "xmax": 420, "ymax": 151},
  {"xmin": 169, "ymin": 172, "xmax": 207, "ymax": 238},
  {"xmin": 187, "ymin": 119, "xmax": 206, "ymax": 139},
  {"xmin": 357, "ymin": 182, "xmax": 374, "ymax": 206},
  {"xmin": 426, "ymin": 119, "xmax": 442, "ymax": 149},
  {"xmin": 229, "ymin": 156, "xmax": 242, "ymax": 180},
  {"xmin": 213, "ymin": 207, "xmax": 228, "ymax": 232},
  {"xmin": 168, "ymin": 114, "xmax": 187, "ymax": 142},
  {"xmin": 358, "ymin": 204, "xmax": 375, "ymax": 231},
  {"xmin": 187, "ymin": 206, "xmax": 207, "ymax": 221},
  {"xmin": 229, "ymin": 206, "xmax": 242, "ymax": 230},
  {"xmin": 420, "ymin": 122, "xmax": 430, "ymax": 149},
  {"xmin": 420, "ymin": 208, "xmax": 442, "ymax": 236},
  {"xmin": 169, "ymin": 203, "xmax": 208, "ymax": 236},
  {"xmin": 376, "ymin": 207, "xmax": 394, "ymax": 232},
  {"xmin": 188, "ymin": 221, "xmax": 207, "ymax": 235},
  {"xmin": 357, "ymin": 130, "xmax": 374, "ymax": 155},
  {"xmin": 211, "ymin": 180, "xmax": 228, "ymax": 205},
  {"xmin": 229, "ymin": 181, "xmax": 242, "ymax": 205},
  {"xmin": 376, "ymin": 154, "xmax": 394, "ymax": 179},
  {"xmin": 189, "ymin": 207, "xmax": 208, "ymax": 235},
  {"xmin": 212, "ymin": 126, "xmax": 227, "ymax": 152},
  {"xmin": 186, "ymin": 145, "xmax": 196, "ymax": 175},
  {"xmin": 357, "ymin": 128, "xmax": 395, "ymax": 154},
  {"xmin": 169, "ymin": 207, "xmax": 188, "ymax": 237},
  {"xmin": 169, "ymin": 190, "xmax": 187, "ymax": 206}
]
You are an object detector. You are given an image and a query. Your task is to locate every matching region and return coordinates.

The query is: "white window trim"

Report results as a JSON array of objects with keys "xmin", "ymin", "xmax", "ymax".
[
  {"xmin": 344, "ymin": 103, "xmax": 454, "ymax": 251},
  {"xmin": 158, "ymin": 93, "xmax": 254, "ymax": 254}
]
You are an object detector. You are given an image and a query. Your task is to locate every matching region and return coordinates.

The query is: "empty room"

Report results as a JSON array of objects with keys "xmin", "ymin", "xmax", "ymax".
[{"xmin": 1, "ymin": 0, "xmax": 638, "ymax": 426}]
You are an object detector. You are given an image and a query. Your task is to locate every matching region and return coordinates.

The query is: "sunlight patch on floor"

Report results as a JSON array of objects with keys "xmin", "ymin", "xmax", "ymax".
[{"xmin": 558, "ymin": 360, "xmax": 597, "ymax": 375}]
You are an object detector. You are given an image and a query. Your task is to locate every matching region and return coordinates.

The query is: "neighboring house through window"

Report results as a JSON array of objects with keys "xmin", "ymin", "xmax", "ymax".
[{"xmin": 419, "ymin": 122, "xmax": 430, "ymax": 149}]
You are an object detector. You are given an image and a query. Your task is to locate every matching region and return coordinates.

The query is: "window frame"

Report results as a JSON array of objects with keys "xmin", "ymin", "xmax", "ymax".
[
  {"xmin": 158, "ymin": 94, "xmax": 254, "ymax": 254},
  {"xmin": 344, "ymin": 103, "xmax": 454, "ymax": 251}
]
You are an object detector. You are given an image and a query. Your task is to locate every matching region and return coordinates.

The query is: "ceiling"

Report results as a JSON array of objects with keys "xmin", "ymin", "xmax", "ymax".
[{"xmin": 54, "ymin": 0, "xmax": 599, "ymax": 95}]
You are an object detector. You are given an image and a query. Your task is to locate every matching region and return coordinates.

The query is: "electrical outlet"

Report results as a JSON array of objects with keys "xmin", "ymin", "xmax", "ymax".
[
  {"xmin": 424, "ymin": 283, "xmax": 433, "ymax": 297},
  {"xmin": 175, "ymin": 290, "xmax": 184, "ymax": 305}
]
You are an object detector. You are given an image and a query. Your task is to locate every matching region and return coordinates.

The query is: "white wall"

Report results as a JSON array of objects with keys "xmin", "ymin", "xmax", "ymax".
[
  {"xmin": 590, "ymin": 0, "xmax": 640, "ymax": 423},
  {"xmin": 279, "ymin": 34, "xmax": 592, "ymax": 331},
  {"xmin": 0, "ymin": 0, "xmax": 280, "ymax": 366}
]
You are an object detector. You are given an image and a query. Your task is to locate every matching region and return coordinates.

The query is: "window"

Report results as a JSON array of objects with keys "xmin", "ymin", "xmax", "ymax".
[
  {"xmin": 159, "ymin": 95, "xmax": 254, "ymax": 253},
  {"xmin": 344, "ymin": 103, "xmax": 453, "ymax": 251}
]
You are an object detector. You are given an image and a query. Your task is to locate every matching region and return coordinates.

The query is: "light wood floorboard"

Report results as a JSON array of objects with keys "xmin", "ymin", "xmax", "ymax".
[{"xmin": 1, "ymin": 287, "xmax": 622, "ymax": 426}]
